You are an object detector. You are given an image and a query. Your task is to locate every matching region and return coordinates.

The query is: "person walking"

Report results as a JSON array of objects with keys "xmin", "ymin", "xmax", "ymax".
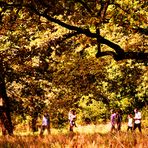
[
  {"xmin": 68, "ymin": 110, "xmax": 76, "ymax": 132},
  {"xmin": 133, "ymin": 108, "xmax": 142, "ymax": 133},
  {"xmin": 127, "ymin": 114, "xmax": 133, "ymax": 131},
  {"xmin": 40, "ymin": 112, "xmax": 50, "ymax": 136},
  {"xmin": 116, "ymin": 110, "xmax": 122, "ymax": 131},
  {"xmin": 110, "ymin": 110, "xmax": 116, "ymax": 132}
]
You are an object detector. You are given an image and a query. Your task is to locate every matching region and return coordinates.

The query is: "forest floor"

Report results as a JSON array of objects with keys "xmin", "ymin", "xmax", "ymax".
[{"xmin": 0, "ymin": 122, "xmax": 148, "ymax": 148}]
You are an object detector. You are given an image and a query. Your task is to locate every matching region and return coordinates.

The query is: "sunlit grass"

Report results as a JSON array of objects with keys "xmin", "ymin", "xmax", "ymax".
[{"xmin": 0, "ymin": 122, "xmax": 148, "ymax": 148}]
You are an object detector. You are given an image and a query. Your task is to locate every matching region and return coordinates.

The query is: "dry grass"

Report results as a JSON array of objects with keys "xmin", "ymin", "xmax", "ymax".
[{"xmin": 0, "ymin": 123, "xmax": 147, "ymax": 148}]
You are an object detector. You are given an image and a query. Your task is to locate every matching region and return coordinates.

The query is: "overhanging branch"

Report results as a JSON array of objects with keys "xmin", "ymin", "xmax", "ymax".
[
  {"xmin": 75, "ymin": 0, "xmax": 93, "ymax": 14},
  {"xmin": 1, "ymin": 1, "xmax": 147, "ymax": 62},
  {"xmin": 0, "ymin": 1, "xmax": 127, "ymax": 56},
  {"xmin": 96, "ymin": 51, "xmax": 148, "ymax": 62},
  {"xmin": 40, "ymin": 13, "xmax": 125, "ymax": 55}
]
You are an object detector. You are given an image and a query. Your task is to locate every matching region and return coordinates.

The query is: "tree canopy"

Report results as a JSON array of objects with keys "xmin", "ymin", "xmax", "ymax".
[
  {"xmin": 0, "ymin": 0, "xmax": 147, "ymax": 134},
  {"xmin": 0, "ymin": 0, "xmax": 147, "ymax": 60}
]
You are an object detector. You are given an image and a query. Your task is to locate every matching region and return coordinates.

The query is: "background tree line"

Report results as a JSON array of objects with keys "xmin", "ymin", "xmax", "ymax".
[{"xmin": 0, "ymin": 0, "xmax": 147, "ymax": 135}]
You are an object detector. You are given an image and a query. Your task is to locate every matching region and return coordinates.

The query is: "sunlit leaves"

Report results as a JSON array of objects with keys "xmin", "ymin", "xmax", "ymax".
[{"xmin": 0, "ymin": 0, "xmax": 147, "ymax": 126}]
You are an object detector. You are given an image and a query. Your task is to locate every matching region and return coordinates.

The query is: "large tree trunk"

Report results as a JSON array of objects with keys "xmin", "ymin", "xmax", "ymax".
[
  {"xmin": 0, "ymin": 59, "xmax": 13, "ymax": 135},
  {"xmin": 31, "ymin": 112, "xmax": 38, "ymax": 133}
]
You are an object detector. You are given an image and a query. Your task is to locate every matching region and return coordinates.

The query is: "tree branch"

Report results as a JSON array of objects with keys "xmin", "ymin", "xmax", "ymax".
[
  {"xmin": 100, "ymin": 37, "xmax": 124, "ymax": 55},
  {"xmin": 122, "ymin": 52, "xmax": 148, "ymax": 61},
  {"xmin": 55, "ymin": 32, "xmax": 80, "ymax": 44},
  {"xmin": 75, "ymin": 0, "xmax": 93, "ymax": 14},
  {"xmin": 1, "ymin": 1, "xmax": 147, "ymax": 62},
  {"xmin": 96, "ymin": 51, "xmax": 117, "ymax": 59},
  {"xmin": 96, "ymin": 51, "xmax": 148, "ymax": 62},
  {"xmin": 96, "ymin": 28, "xmax": 101, "ymax": 53},
  {"xmin": 98, "ymin": 0, "xmax": 110, "ymax": 23},
  {"xmin": 132, "ymin": 27, "xmax": 148, "ymax": 35}
]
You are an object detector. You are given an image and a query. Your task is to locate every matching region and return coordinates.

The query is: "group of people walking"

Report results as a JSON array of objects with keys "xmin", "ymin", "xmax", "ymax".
[
  {"xmin": 39, "ymin": 108, "xmax": 142, "ymax": 136},
  {"xmin": 110, "ymin": 110, "xmax": 122, "ymax": 132},
  {"xmin": 39, "ymin": 110, "xmax": 77, "ymax": 136},
  {"xmin": 127, "ymin": 108, "xmax": 142, "ymax": 132},
  {"xmin": 111, "ymin": 108, "xmax": 142, "ymax": 133}
]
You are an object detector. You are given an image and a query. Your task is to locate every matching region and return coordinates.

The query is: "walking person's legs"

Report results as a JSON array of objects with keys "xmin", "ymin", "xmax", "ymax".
[
  {"xmin": 133, "ymin": 123, "xmax": 137, "ymax": 131},
  {"xmin": 70, "ymin": 124, "xmax": 73, "ymax": 132},
  {"xmin": 117, "ymin": 123, "xmax": 121, "ymax": 131},
  {"xmin": 111, "ymin": 124, "xmax": 116, "ymax": 132},
  {"xmin": 127, "ymin": 126, "xmax": 130, "ymax": 131},
  {"xmin": 47, "ymin": 125, "xmax": 51, "ymax": 134},
  {"xmin": 130, "ymin": 127, "xmax": 133, "ymax": 131},
  {"xmin": 127, "ymin": 126, "xmax": 133, "ymax": 132},
  {"xmin": 69, "ymin": 121, "xmax": 74, "ymax": 132},
  {"xmin": 137, "ymin": 123, "xmax": 142, "ymax": 133},
  {"xmin": 40, "ymin": 125, "xmax": 45, "ymax": 136}
]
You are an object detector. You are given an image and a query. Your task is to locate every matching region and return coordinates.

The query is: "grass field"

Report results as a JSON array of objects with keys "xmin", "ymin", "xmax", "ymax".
[{"xmin": 0, "ymin": 122, "xmax": 147, "ymax": 148}]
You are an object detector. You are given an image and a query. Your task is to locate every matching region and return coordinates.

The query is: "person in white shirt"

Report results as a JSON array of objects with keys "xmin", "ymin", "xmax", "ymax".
[
  {"xmin": 68, "ymin": 110, "xmax": 76, "ymax": 132},
  {"xmin": 133, "ymin": 108, "xmax": 142, "ymax": 133},
  {"xmin": 40, "ymin": 112, "xmax": 50, "ymax": 136},
  {"xmin": 127, "ymin": 114, "xmax": 133, "ymax": 131}
]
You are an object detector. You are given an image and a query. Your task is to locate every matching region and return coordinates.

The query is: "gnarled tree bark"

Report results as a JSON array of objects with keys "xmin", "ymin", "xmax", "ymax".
[{"xmin": 0, "ymin": 58, "xmax": 13, "ymax": 135}]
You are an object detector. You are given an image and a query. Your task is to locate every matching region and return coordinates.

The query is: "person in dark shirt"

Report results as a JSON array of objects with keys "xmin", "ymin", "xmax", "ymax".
[{"xmin": 116, "ymin": 110, "xmax": 122, "ymax": 131}]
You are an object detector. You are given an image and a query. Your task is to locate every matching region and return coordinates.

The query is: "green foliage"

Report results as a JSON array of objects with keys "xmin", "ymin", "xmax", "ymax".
[
  {"xmin": 0, "ymin": 0, "xmax": 147, "ymax": 130},
  {"xmin": 103, "ymin": 60, "xmax": 147, "ymax": 113},
  {"xmin": 78, "ymin": 96, "xmax": 108, "ymax": 123}
]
